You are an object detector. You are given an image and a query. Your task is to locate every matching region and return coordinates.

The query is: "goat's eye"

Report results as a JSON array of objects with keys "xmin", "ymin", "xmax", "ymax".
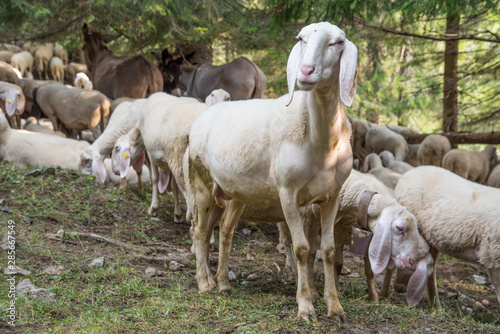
[
  {"xmin": 338, "ymin": 40, "xmax": 345, "ymax": 45},
  {"xmin": 396, "ymin": 225, "xmax": 405, "ymax": 233}
]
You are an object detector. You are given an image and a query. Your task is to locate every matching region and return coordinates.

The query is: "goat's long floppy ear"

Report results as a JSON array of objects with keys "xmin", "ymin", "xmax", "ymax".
[
  {"xmin": 132, "ymin": 152, "xmax": 145, "ymax": 173},
  {"xmin": 369, "ymin": 209, "xmax": 393, "ymax": 274},
  {"xmin": 158, "ymin": 171, "xmax": 171, "ymax": 194},
  {"xmin": 406, "ymin": 255, "xmax": 431, "ymax": 307},
  {"xmin": 339, "ymin": 39, "xmax": 358, "ymax": 107},
  {"xmin": 92, "ymin": 158, "xmax": 107, "ymax": 183},
  {"xmin": 4, "ymin": 90, "xmax": 19, "ymax": 116},
  {"xmin": 119, "ymin": 147, "xmax": 131, "ymax": 178},
  {"xmin": 286, "ymin": 41, "xmax": 301, "ymax": 107}
]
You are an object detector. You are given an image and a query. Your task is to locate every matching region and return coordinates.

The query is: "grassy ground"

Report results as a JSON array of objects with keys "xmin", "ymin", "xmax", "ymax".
[{"xmin": 0, "ymin": 161, "xmax": 499, "ymax": 333}]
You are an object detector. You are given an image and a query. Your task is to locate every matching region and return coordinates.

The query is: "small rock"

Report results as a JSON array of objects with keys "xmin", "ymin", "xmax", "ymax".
[
  {"xmin": 446, "ymin": 292, "xmax": 458, "ymax": 299},
  {"xmin": 4, "ymin": 265, "xmax": 31, "ymax": 276},
  {"xmin": 425, "ymin": 329, "xmax": 431, "ymax": 332},
  {"xmin": 104, "ymin": 290, "xmax": 118, "ymax": 296},
  {"xmin": 474, "ymin": 301, "xmax": 485, "ymax": 309},
  {"xmin": 481, "ymin": 299, "xmax": 490, "ymax": 306},
  {"xmin": 145, "ymin": 267, "xmax": 158, "ymax": 277},
  {"xmin": 41, "ymin": 265, "xmax": 66, "ymax": 276},
  {"xmin": 450, "ymin": 275, "xmax": 459, "ymax": 282},
  {"xmin": 241, "ymin": 228, "xmax": 252, "ymax": 236},
  {"xmin": 240, "ymin": 271, "xmax": 249, "ymax": 278},
  {"xmin": 169, "ymin": 261, "xmax": 183, "ymax": 271},
  {"xmin": 340, "ymin": 266, "xmax": 351, "ymax": 275},
  {"xmin": 55, "ymin": 230, "xmax": 65, "ymax": 239},
  {"xmin": 89, "ymin": 257, "xmax": 105, "ymax": 268},
  {"xmin": 228, "ymin": 271, "xmax": 237, "ymax": 281},
  {"xmin": 347, "ymin": 272, "xmax": 360, "ymax": 278},
  {"xmin": 461, "ymin": 306, "xmax": 473, "ymax": 312},
  {"xmin": 458, "ymin": 293, "xmax": 475, "ymax": 304},
  {"xmin": 246, "ymin": 253, "xmax": 254, "ymax": 261},
  {"xmin": 22, "ymin": 216, "xmax": 32, "ymax": 223},
  {"xmin": 246, "ymin": 274, "xmax": 257, "ymax": 281},
  {"xmin": 472, "ymin": 274, "xmax": 487, "ymax": 285},
  {"xmin": 16, "ymin": 279, "xmax": 56, "ymax": 300},
  {"xmin": 111, "ymin": 212, "xmax": 119, "ymax": 219}
]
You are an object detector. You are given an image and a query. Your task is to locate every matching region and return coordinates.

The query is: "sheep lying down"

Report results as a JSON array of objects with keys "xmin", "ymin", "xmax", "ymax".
[{"xmin": 394, "ymin": 166, "xmax": 500, "ymax": 307}]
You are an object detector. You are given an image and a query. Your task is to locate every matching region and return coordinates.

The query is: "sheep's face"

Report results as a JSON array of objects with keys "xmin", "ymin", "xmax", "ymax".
[
  {"xmin": 205, "ymin": 89, "xmax": 231, "ymax": 106},
  {"xmin": 368, "ymin": 203, "xmax": 419, "ymax": 274},
  {"xmin": 79, "ymin": 148, "xmax": 93, "ymax": 174},
  {"xmin": 286, "ymin": 22, "xmax": 357, "ymax": 107}
]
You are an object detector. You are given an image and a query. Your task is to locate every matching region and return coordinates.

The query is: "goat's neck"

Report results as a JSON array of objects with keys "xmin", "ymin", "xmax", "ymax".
[
  {"xmin": 305, "ymin": 78, "xmax": 347, "ymax": 155},
  {"xmin": 0, "ymin": 115, "xmax": 11, "ymax": 143}
]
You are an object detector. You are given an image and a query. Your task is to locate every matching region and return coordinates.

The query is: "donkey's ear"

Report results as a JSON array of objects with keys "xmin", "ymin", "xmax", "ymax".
[{"xmin": 82, "ymin": 23, "xmax": 89, "ymax": 37}]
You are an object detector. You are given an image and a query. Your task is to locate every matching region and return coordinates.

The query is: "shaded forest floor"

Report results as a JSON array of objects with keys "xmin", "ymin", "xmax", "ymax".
[{"xmin": 0, "ymin": 161, "xmax": 498, "ymax": 333}]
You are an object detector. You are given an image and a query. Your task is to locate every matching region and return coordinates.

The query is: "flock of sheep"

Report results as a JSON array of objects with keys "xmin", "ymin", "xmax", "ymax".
[{"xmin": 0, "ymin": 21, "xmax": 499, "ymax": 322}]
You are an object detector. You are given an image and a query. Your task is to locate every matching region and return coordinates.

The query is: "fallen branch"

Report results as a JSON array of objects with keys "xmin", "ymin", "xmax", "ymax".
[
  {"xmin": 402, "ymin": 131, "xmax": 500, "ymax": 144},
  {"xmin": 132, "ymin": 253, "xmax": 195, "ymax": 267}
]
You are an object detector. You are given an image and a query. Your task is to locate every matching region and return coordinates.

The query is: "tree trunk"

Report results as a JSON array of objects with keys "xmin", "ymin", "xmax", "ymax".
[
  {"xmin": 402, "ymin": 132, "xmax": 500, "ymax": 145},
  {"xmin": 442, "ymin": 9, "xmax": 460, "ymax": 133}
]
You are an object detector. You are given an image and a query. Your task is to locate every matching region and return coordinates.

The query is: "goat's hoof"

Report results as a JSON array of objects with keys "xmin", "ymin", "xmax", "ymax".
[
  {"xmin": 174, "ymin": 214, "xmax": 184, "ymax": 223},
  {"xmin": 220, "ymin": 289, "xmax": 231, "ymax": 297},
  {"xmin": 326, "ymin": 313, "xmax": 346, "ymax": 323},
  {"xmin": 148, "ymin": 208, "xmax": 157, "ymax": 216}
]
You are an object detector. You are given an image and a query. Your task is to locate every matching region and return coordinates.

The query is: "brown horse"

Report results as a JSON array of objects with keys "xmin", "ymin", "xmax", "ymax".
[{"xmin": 81, "ymin": 24, "xmax": 163, "ymax": 99}]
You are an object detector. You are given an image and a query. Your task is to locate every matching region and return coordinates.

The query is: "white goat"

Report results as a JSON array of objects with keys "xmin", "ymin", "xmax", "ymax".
[
  {"xmin": 0, "ymin": 111, "xmax": 89, "ymax": 169},
  {"xmin": 185, "ymin": 22, "xmax": 357, "ymax": 321},
  {"xmin": 78, "ymin": 99, "xmax": 146, "ymax": 186},
  {"xmin": 74, "ymin": 72, "xmax": 93, "ymax": 90},
  {"xmin": 49, "ymin": 56, "xmax": 64, "ymax": 82},
  {"xmin": 395, "ymin": 166, "xmax": 500, "ymax": 308},
  {"xmin": 10, "ymin": 51, "xmax": 33, "ymax": 78}
]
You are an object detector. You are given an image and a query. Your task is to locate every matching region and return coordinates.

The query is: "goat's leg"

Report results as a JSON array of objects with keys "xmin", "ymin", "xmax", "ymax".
[
  {"xmin": 487, "ymin": 268, "xmax": 500, "ymax": 305},
  {"xmin": 305, "ymin": 212, "xmax": 321, "ymax": 299},
  {"xmin": 216, "ymin": 200, "xmax": 246, "ymax": 296},
  {"xmin": 279, "ymin": 221, "xmax": 296, "ymax": 275},
  {"xmin": 170, "ymin": 178, "xmax": 183, "ymax": 223},
  {"xmin": 148, "ymin": 165, "xmax": 159, "ymax": 216},
  {"xmin": 136, "ymin": 169, "xmax": 143, "ymax": 193},
  {"xmin": 194, "ymin": 198, "xmax": 222, "ymax": 294},
  {"xmin": 280, "ymin": 190, "xmax": 315, "ymax": 322},
  {"xmin": 380, "ymin": 267, "xmax": 395, "ymax": 300},
  {"xmin": 427, "ymin": 246, "xmax": 442, "ymax": 311},
  {"xmin": 320, "ymin": 199, "xmax": 346, "ymax": 322},
  {"xmin": 363, "ymin": 257, "xmax": 378, "ymax": 301}
]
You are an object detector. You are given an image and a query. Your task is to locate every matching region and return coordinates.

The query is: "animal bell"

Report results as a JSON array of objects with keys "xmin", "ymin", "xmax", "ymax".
[{"xmin": 349, "ymin": 226, "xmax": 373, "ymax": 257}]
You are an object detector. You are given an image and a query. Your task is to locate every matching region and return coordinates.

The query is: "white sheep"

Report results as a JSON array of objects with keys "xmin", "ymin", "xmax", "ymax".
[
  {"xmin": 417, "ymin": 134, "xmax": 451, "ymax": 167},
  {"xmin": 404, "ymin": 143, "xmax": 420, "ymax": 167},
  {"xmin": 379, "ymin": 150, "xmax": 414, "ymax": 174},
  {"xmin": 185, "ymin": 22, "xmax": 357, "ymax": 321},
  {"xmin": 49, "ymin": 56, "xmax": 64, "ymax": 82},
  {"xmin": 237, "ymin": 170, "xmax": 420, "ymax": 303},
  {"xmin": 64, "ymin": 62, "xmax": 88, "ymax": 84},
  {"xmin": 395, "ymin": 166, "xmax": 500, "ymax": 308},
  {"xmin": 74, "ymin": 72, "xmax": 93, "ymax": 90},
  {"xmin": 111, "ymin": 93, "xmax": 208, "ymax": 221},
  {"xmin": 10, "ymin": 51, "xmax": 34, "ymax": 78},
  {"xmin": 0, "ymin": 111, "xmax": 89, "ymax": 169},
  {"xmin": 78, "ymin": 99, "xmax": 147, "ymax": 186},
  {"xmin": 34, "ymin": 43, "xmax": 54, "ymax": 80},
  {"xmin": 487, "ymin": 164, "xmax": 500, "ymax": 188},
  {"xmin": 35, "ymin": 82, "xmax": 111, "ymax": 139},
  {"xmin": 363, "ymin": 153, "xmax": 402, "ymax": 189},
  {"xmin": 204, "ymin": 88, "xmax": 230, "ymax": 106},
  {"xmin": 53, "ymin": 44, "xmax": 68, "ymax": 65},
  {"xmin": 0, "ymin": 51, "xmax": 14, "ymax": 63},
  {"xmin": 23, "ymin": 116, "xmax": 66, "ymax": 137},
  {"xmin": 364, "ymin": 124, "xmax": 409, "ymax": 161},
  {"xmin": 442, "ymin": 145, "xmax": 497, "ymax": 184}
]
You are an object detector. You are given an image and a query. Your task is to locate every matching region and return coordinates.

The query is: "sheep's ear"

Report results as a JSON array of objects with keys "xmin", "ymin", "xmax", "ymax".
[
  {"xmin": 158, "ymin": 171, "xmax": 171, "ymax": 194},
  {"xmin": 406, "ymin": 256, "xmax": 430, "ymax": 307},
  {"xmin": 286, "ymin": 41, "xmax": 301, "ymax": 107},
  {"xmin": 92, "ymin": 158, "xmax": 107, "ymax": 183},
  {"xmin": 119, "ymin": 147, "xmax": 131, "ymax": 178},
  {"xmin": 339, "ymin": 39, "xmax": 358, "ymax": 107},
  {"xmin": 132, "ymin": 152, "xmax": 145, "ymax": 172},
  {"xmin": 369, "ymin": 209, "xmax": 392, "ymax": 274},
  {"xmin": 4, "ymin": 91, "xmax": 18, "ymax": 116},
  {"xmin": 363, "ymin": 156, "xmax": 371, "ymax": 173}
]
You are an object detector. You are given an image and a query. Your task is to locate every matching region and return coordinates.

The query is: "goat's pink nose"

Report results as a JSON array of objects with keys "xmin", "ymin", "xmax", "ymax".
[{"xmin": 301, "ymin": 65, "xmax": 315, "ymax": 76}]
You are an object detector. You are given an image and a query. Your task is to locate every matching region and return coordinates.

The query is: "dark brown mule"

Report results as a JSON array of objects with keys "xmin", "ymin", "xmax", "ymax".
[
  {"xmin": 156, "ymin": 49, "xmax": 267, "ymax": 101},
  {"xmin": 81, "ymin": 24, "xmax": 163, "ymax": 99}
]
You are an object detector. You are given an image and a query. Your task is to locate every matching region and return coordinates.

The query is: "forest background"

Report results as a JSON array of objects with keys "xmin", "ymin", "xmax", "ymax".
[{"xmin": 1, "ymin": 0, "xmax": 498, "ymax": 135}]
